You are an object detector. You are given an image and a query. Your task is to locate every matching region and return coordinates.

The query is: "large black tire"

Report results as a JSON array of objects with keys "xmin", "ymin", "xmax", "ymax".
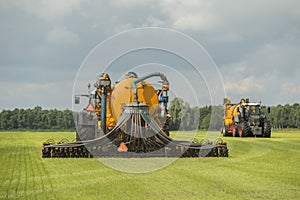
[
  {"xmin": 241, "ymin": 122, "xmax": 251, "ymax": 137},
  {"xmin": 263, "ymin": 121, "xmax": 271, "ymax": 138},
  {"xmin": 222, "ymin": 126, "xmax": 231, "ymax": 137}
]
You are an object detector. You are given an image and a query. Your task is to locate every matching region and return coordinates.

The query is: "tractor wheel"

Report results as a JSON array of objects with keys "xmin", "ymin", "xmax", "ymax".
[
  {"xmin": 222, "ymin": 126, "xmax": 230, "ymax": 137},
  {"xmin": 241, "ymin": 122, "xmax": 251, "ymax": 137},
  {"xmin": 263, "ymin": 122, "xmax": 271, "ymax": 138}
]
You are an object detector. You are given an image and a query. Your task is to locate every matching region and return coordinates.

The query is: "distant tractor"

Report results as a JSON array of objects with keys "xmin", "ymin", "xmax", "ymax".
[{"xmin": 222, "ymin": 98, "xmax": 271, "ymax": 137}]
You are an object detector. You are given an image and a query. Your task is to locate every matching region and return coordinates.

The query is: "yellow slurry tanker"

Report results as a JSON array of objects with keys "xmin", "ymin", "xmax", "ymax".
[{"xmin": 42, "ymin": 72, "xmax": 228, "ymax": 158}]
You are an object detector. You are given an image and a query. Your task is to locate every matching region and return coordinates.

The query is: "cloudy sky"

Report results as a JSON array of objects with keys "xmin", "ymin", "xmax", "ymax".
[{"xmin": 1, "ymin": 0, "xmax": 299, "ymax": 110}]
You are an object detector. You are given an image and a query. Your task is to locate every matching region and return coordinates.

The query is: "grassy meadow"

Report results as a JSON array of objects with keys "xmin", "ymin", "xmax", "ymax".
[{"xmin": 0, "ymin": 130, "xmax": 299, "ymax": 199}]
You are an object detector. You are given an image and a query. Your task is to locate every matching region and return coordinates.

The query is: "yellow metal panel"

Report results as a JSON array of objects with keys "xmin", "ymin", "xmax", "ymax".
[
  {"xmin": 110, "ymin": 78, "xmax": 159, "ymax": 121},
  {"xmin": 224, "ymin": 105, "xmax": 237, "ymax": 126}
]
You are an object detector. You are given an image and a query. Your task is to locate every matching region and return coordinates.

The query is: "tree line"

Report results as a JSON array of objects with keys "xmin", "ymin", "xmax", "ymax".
[
  {"xmin": 267, "ymin": 103, "xmax": 300, "ymax": 129},
  {"xmin": 168, "ymin": 98, "xmax": 223, "ymax": 131},
  {"xmin": 0, "ymin": 106, "xmax": 75, "ymax": 131},
  {"xmin": 169, "ymin": 98, "xmax": 300, "ymax": 131},
  {"xmin": 0, "ymin": 100, "xmax": 299, "ymax": 131}
]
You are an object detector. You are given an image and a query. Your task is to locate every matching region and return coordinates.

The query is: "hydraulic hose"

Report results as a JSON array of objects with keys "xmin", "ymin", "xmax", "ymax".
[
  {"xmin": 101, "ymin": 88, "xmax": 107, "ymax": 134},
  {"xmin": 131, "ymin": 72, "xmax": 169, "ymax": 103}
]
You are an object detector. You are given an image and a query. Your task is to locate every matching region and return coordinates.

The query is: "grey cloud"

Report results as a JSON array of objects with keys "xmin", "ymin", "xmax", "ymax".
[
  {"xmin": 0, "ymin": 0, "xmax": 299, "ymax": 109},
  {"xmin": 1, "ymin": 0, "xmax": 85, "ymax": 22}
]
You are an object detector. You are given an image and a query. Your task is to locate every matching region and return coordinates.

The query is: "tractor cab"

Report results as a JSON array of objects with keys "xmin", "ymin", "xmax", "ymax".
[{"xmin": 242, "ymin": 102, "xmax": 262, "ymax": 118}]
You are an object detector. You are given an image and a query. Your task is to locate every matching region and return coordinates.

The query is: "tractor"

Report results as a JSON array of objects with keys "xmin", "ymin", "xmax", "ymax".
[{"xmin": 222, "ymin": 98, "xmax": 271, "ymax": 137}]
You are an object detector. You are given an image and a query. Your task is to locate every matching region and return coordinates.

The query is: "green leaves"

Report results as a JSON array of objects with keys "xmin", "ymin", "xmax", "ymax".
[{"xmin": 0, "ymin": 107, "xmax": 75, "ymax": 131}]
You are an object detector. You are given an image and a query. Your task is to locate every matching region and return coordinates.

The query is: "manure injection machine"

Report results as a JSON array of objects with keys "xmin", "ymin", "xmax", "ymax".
[{"xmin": 42, "ymin": 72, "xmax": 228, "ymax": 158}]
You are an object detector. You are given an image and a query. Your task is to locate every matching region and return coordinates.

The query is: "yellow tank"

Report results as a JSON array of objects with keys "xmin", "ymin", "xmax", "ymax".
[
  {"xmin": 223, "ymin": 98, "xmax": 248, "ymax": 135},
  {"xmin": 224, "ymin": 105, "xmax": 236, "ymax": 126},
  {"xmin": 110, "ymin": 77, "xmax": 159, "ymax": 121}
]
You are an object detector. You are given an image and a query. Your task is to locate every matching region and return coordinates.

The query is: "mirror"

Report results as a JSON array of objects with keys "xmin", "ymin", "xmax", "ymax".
[{"xmin": 75, "ymin": 96, "xmax": 80, "ymax": 104}]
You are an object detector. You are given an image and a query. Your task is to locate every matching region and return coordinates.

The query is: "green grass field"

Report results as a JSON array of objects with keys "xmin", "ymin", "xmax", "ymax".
[{"xmin": 0, "ymin": 131, "xmax": 299, "ymax": 200}]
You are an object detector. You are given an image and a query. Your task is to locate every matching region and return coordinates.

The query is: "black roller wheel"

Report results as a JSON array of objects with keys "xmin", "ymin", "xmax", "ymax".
[
  {"xmin": 241, "ymin": 122, "xmax": 251, "ymax": 137},
  {"xmin": 222, "ymin": 126, "xmax": 230, "ymax": 137},
  {"xmin": 263, "ymin": 121, "xmax": 271, "ymax": 138},
  {"xmin": 219, "ymin": 146, "xmax": 229, "ymax": 157}
]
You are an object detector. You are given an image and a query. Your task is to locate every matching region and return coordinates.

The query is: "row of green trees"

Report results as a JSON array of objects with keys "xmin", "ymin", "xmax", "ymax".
[
  {"xmin": 0, "ymin": 106, "xmax": 74, "ymax": 131},
  {"xmin": 267, "ymin": 104, "xmax": 300, "ymax": 129},
  {"xmin": 169, "ymin": 98, "xmax": 300, "ymax": 131},
  {"xmin": 0, "ymin": 100, "xmax": 299, "ymax": 131},
  {"xmin": 168, "ymin": 98, "xmax": 223, "ymax": 131}
]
